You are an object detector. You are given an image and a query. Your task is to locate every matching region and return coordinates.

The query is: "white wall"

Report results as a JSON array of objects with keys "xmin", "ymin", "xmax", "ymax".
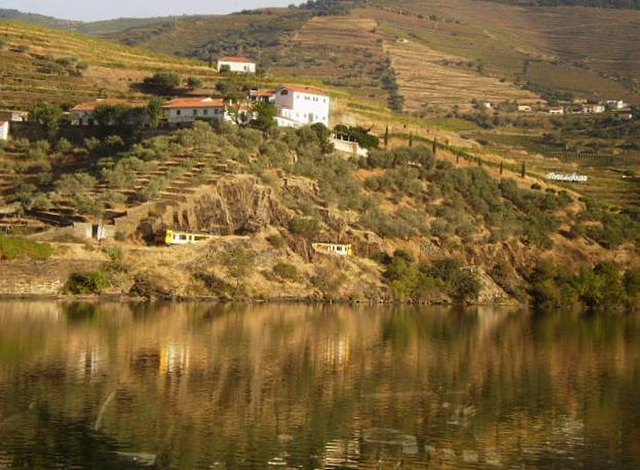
[
  {"xmin": 274, "ymin": 89, "xmax": 330, "ymax": 127},
  {"xmin": 218, "ymin": 61, "xmax": 256, "ymax": 73},
  {"xmin": 165, "ymin": 107, "xmax": 225, "ymax": 124},
  {"xmin": 0, "ymin": 121, "xmax": 9, "ymax": 140}
]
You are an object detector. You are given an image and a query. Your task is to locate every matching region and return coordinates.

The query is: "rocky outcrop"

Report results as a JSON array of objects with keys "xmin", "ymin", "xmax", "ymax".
[{"xmin": 148, "ymin": 177, "xmax": 292, "ymax": 235}]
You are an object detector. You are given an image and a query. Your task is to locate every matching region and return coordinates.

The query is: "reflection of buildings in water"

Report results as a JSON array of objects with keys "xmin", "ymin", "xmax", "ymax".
[
  {"xmin": 323, "ymin": 434, "xmax": 361, "ymax": 469},
  {"xmin": 322, "ymin": 335, "xmax": 350, "ymax": 370},
  {"xmin": 160, "ymin": 343, "xmax": 190, "ymax": 376},
  {"xmin": 75, "ymin": 346, "xmax": 103, "ymax": 379}
]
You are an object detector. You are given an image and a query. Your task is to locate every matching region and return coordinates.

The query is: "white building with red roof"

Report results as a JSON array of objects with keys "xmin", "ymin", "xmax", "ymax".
[
  {"xmin": 163, "ymin": 97, "xmax": 226, "ymax": 124},
  {"xmin": 248, "ymin": 89, "xmax": 276, "ymax": 103},
  {"xmin": 0, "ymin": 120, "xmax": 9, "ymax": 141},
  {"xmin": 274, "ymin": 85, "xmax": 330, "ymax": 128},
  {"xmin": 217, "ymin": 56, "xmax": 256, "ymax": 74},
  {"xmin": 71, "ymin": 98, "xmax": 148, "ymax": 126}
]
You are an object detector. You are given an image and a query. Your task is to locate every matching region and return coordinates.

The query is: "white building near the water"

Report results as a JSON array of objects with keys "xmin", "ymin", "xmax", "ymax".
[{"xmin": 274, "ymin": 85, "xmax": 330, "ymax": 128}]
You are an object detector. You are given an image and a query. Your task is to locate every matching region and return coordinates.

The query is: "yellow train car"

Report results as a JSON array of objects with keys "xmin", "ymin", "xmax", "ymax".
[
  {"xmin": 160, "ymin": 230, "xmax": 215, "ymax": 245},
  {"xmin": 312, "ymin": 242, "xmax": 353, "ymax": 256}
]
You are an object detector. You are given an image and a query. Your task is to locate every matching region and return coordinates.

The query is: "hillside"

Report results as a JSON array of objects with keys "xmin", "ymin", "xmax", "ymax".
[
  {"xmin": 96, "ymin": 0, "xmax": 640, "ymax": 108},
  {"xmin": 1, "ymin": 122, "xmax": 638, "ymax": 304},
  {"xmin": 0, "ymin": 8, "xmax": 81, "ymax": 29},
  {"xmin": 0, "ymin": 22, "xmax": 219, "ymax": 109}
]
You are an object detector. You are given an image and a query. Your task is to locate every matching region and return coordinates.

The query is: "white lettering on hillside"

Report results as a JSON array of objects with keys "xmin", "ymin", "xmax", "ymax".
[{"xmin": 545, "ymin": 172, "xmax": 589, "ymax": 183}]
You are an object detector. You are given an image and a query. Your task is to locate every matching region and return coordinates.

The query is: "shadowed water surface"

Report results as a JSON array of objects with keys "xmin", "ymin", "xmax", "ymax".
[{"xmin": 0, "ymin": 302, "xmax": 639, "ymax": 469}]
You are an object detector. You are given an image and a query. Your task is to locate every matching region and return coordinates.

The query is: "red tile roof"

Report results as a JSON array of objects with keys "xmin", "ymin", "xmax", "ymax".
[
  {"xmin": 218, "ymin": 56, "xmax": 254, "ymax": 63},
  {"xmin": 249, "ymin": 89, "xmax": 276, "ymax": 97},
  {"xmin": 163, "ymin": 98, "xmax": 225, "ymax": 109},
  {"xmin": 279, "ymin": 84, "xmax": 327, "ymax": 96},
  {"xmin": 72, "ymin": 99, "xmax": 147, "ymax": 112}
]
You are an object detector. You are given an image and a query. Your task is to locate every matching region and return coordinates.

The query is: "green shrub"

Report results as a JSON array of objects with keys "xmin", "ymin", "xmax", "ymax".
[
  {"xmin": 289, "ymin": 217, "xmax": 321, "ymax": 239},
  {"xmin": 0, "ymin": 236, "xmax": 53, "ymax": 260},
  {"xmin": 266, "ymin": 234, "xmax": 286, "ymax": 249},
  {"xmin": 273, "ymin": 263, "xmax": 299, "ymax": 281},
  {"xmin": 65, "ymin": 271, "xmax": 108, "ymax": 295}
]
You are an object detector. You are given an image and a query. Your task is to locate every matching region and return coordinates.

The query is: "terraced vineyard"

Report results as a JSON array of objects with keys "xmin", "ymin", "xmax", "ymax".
[
  {"xmin": 0, "ymin": 22, "xmax": 218, "ymax": 109},
  {"xmin": 0, "ymin": 131, "xmax": 243, "ymax": 233},
  {"xmin": 385, "ymin": 41, "xmax": 535, "ymax": 113}
]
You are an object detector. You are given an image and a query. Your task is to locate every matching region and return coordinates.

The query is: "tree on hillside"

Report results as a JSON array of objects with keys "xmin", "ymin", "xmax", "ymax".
[
  {"xmin": 147, "ymin": 97, "xmax": 166, "ymax": 127},
  {"xmin": 251, "ymin": 101, "xmax": 277, "ymax": 131},
  {"xmin": 30, "ymin": 101, "xmax": 64, "ymax": 138},
  {"xmin": 185, "ymin": 76, "xmax": 202, "ymax": 90},
  {"xmin": 311, "ymin": 123, "xmax": 334, "ymax": 154},
  {"xmin": 141, "ymin": 72, "xmax": 181, "ymax": 94}
]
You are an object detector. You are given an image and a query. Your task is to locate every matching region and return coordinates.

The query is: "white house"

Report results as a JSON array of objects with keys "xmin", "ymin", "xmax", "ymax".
[
  {"xmin": 274, "ymin": 85, "xmax": 330, "ymax": 128},
  {"xmin": 0, "ymin": 121, "xmax": 9, "ymax": 141},
  {"xmin": 71, "ymin": 98, "xmax": 148, "ymax": 126},
  {"xmin": 582, "ymin": 104, "xmax": 605, "ymax": 114},
  {"xmin": 217, "ymin": 56, "xmax": 256, "ymax": 74},
  {"xmin": 605, "ymin": 100, "xmax": 627, "ymax": 110},
  {"xmin": 548, "ymin": 106, "xmax": 564, "ymax": 115},
  {"xmin": 248, "ymin": 89, "xmax": 276, "ymax": 103},
  {"xmin": 0, "ymin": 109, "xmax": 28, "ymax": 122},
  {"xmin": 163, "ymin": 98, "xmax": 226, "ymax": 124},
  {"xmin": 517, "ymin": 104, "xmax": 532, "ymax": 112}
]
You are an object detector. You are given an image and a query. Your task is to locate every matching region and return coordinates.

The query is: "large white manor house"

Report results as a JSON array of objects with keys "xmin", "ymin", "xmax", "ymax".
[{"xmin": 274, "ymin": 85, "xmax": 330, "ymax": 128}]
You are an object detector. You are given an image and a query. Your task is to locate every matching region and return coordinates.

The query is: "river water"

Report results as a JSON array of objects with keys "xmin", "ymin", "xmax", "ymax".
[{"xmin": 0, "ymin": 302, "xmax": 638, "ymax": 469}]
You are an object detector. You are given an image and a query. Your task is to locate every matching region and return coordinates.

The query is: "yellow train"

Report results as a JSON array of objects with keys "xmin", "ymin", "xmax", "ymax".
[
  {"xmin": 312, "ymin": 242, "xmax": 353, "ymax": 256},
  {"xmin": 159, "ymin": 230, "xmax": 215, "ymax": 245}
]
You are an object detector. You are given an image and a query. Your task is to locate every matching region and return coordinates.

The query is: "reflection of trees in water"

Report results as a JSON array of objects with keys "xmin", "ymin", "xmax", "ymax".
[{"xmin": 0, "ymin": 303, "xmax": 639, "ymax": 468}]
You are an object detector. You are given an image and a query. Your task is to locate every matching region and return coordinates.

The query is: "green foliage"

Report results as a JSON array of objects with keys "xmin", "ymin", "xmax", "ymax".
[
  {"xmin": 252, "ymin": 101, "xmax": 277, "ymax": 131},
  {"xmin": 0, "ymin": 236, "xmax": 53, "ymax": 260},
  {"xmin": 289, "ymin": 217, "xmax": 321, "ymax": 239},
  {"xmin": 93, "ymin": 104, "xmax": 147, "ymax": 127},
  {"xmin": 185, "ymin": 76, "xmax": 203, "ymax": 89},
  {"xmin": 365, "ymin": 146, "xmax": 435, "ymax": 169},
  {"xmin": 266, "ymin": 233, "xmax": 286, "ymax": 249},
  {"xmin": 55, "ymin": 172, "xmax": 97, "ymax": 197},
  {"xmin": 272, "ymin": 262, "xmax": 299, "ymax": 281},
  {"xmin": 30, "ymin": 101, "xmax": 63, "ymax": 138},
  {"xmin": 147, "ymin": 97, "xmax": 166, "ymax": 127},
  {"xmin": 142, "ymin": 71, "xmax": 181, "ymax": 94},
  {"xmin": 65, "ymin": 271, "xmax": 108, "ymax": 295},
  {"xmin": 529, "ymin": 261, "xmax": 638, "ymax": 311},
  {"xmin": 333, "ymin": 124, "xmax": 379, "ymax": 149},
  {"xmin": 579, "ymin": 200, "xmax": 640, "ymax": 248},
  {"xmin": 378, "ymin": 251, "xmax": 480, "ymax": 303},
  {"xmin": 221, "ymin": 246, "xmax": 257, "ymax": 279}
]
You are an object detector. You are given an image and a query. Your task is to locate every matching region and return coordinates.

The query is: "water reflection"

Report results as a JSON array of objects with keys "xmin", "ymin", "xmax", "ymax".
[{"xmin": 0, "ymin": 302, "xmax": 638, "ymax": 469}]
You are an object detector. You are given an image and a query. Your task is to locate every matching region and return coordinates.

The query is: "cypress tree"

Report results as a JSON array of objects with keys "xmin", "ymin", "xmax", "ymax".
[
  {"xmin": 409, "ymin": 132, "xmax": 413, "ymax": 147},
  {"xmin": 521, "ymin": 161, "xmax": 526, "ymax": 178},
  {"xmin": 500, "ymin": 161, "xmax": 504, "ymax": 175},
  {"xmin": 384, "ymin": 125, "xmax": 389, "ymax": 148}
]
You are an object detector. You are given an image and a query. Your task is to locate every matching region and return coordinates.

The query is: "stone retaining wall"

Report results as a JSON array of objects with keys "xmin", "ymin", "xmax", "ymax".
[{"xmin": 0, "ymin": 260, "xmax": 101, "ymax": 296}]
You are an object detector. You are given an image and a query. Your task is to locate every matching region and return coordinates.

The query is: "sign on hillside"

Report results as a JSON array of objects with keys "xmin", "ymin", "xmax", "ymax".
[{"xmin": 546, "ymin": 172, "xmax": 589, "ymax": 183}]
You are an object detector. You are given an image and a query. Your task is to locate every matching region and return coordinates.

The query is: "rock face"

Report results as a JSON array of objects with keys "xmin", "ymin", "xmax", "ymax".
[{"xmin": 153, "ymin": 177, "xmax": 292, "ymax": 235}]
